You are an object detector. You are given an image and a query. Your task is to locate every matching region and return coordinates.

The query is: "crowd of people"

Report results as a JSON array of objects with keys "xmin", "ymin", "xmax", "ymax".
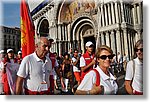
[{"xmin": 0, "ymin": 37, "xmax": 143, "ymax": 95}]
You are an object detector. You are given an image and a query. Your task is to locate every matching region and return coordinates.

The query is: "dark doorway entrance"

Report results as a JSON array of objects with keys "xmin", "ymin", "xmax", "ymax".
[
  {"xmin": 39, "ymin": 19, "xmax": 49, "ymax": 37},
  {"xmin": 84, "ymin": 36, "xmax": 96, "ymax": 53}
]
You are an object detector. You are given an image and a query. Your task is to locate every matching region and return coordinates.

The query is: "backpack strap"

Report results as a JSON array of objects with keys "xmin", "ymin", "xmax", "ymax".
[
  {"xmin": 93, "ymin": 69, "xmax": 100, "ymax": 86},
  {"xmin": 132, "ymin": 59, "xmax": 135, "ymax": 81}
]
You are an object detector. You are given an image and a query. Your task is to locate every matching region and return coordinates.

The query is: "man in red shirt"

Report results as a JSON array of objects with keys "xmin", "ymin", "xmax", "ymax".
[{"xmin": 80, "ymin": 41, "xmax": 95, "ymax": 81}]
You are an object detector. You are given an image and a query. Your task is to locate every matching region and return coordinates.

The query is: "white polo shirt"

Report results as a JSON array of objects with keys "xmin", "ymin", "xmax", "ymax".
[
  {"xmin": 125, "ymin": 57, "xmax": 143, "ymax": 92},
  {"xmin": 17, "ymin": 52, "xmax": 52, "ymax": 91},
  {"xmin": 77, "ymin": 66, "xmax": 118, "ymax": 94}
]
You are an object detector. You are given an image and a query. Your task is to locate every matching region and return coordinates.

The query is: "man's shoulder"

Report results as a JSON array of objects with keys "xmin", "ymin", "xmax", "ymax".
[{"xmin": 22, "ymin": 53, "xmax": 34, "ymax": 62}]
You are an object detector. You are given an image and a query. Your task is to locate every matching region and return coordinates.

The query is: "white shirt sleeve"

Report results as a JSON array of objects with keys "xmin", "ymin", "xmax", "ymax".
[
  {"xmin": 77, "ymin": 71, "xmax": 96, "ymax": 91},
  {"xmin": 17, "ymin": 56, "xmax": 30, "ymax": 78},
  {"xmin": 72, "ymin": 57, "xmax": 76, "ymax": 63},
  {"xmin": 80, "ymin": 56, "xmax": 86, "ymax": 67},
  {"xmin": 125, "ymin": 60, "xmax": 134, "ymax": 80}
]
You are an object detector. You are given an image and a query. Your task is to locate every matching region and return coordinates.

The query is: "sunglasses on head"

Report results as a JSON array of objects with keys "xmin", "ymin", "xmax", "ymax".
[
  {"xmin": 98, "ymin": 55, "xmax": 114, "ymax": 60},
  {"xmin": 134, "ymin": 48, "xmax": 143, "ymax": 52}
]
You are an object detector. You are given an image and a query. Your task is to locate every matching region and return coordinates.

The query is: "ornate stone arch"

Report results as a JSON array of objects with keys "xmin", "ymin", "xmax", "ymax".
[
  {"xmin": 37, "ymin": 16, "xmax": 50, "ymax": 37},
  {"xmin": 71, "ymin": 14, "xmax": 97, "ymax": 40},
  {"xmin": 70, "ymin": 14, "xmax": 97, "ymax": 52}
]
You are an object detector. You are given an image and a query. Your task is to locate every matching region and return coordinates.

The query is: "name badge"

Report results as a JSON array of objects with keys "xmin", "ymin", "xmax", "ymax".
[{"xmin": 39, "ymin": 82, "xmax": 48, "ymax": 91}]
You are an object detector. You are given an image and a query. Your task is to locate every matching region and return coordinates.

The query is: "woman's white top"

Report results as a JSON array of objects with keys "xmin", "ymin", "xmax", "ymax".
[{"xmin": 77, "ymin": 66, "xmax": 118, "ymax": 94}]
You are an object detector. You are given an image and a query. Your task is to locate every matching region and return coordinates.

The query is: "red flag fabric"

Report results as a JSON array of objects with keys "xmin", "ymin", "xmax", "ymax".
[{"xmin": 21, "ymin": 0, "xmax": 35, "ymax": 58}]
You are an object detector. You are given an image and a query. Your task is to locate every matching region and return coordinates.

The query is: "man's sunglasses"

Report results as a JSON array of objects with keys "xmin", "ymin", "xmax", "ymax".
[
  {"xmin": 98, "ymin": 55, "xmax": 114, "ymax": 60},
  {"xmin": 134, "ymin": 48, "xmax": 143, "ymax": 52}
]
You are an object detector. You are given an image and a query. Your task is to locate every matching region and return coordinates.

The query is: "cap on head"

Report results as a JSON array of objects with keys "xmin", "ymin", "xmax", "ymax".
[
  {"xmin": 85, "ymin": 41, "xmax": 94, "ymax": 47},
  {"xmin": 0, "ymin": 50, "xmax": 4, "ymax": 54},
  {"xmin": 7, "ymin": 49, "xmax": 13, "ymax": 53},
  {"xmin": 18, "ymin": 51, "xmax": 22, "ymax": 55}
]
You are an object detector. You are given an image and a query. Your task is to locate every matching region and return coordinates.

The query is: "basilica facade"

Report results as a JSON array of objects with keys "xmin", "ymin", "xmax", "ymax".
[{"xmin": 29, "ymin": 0, "xmax": 143, "ymax": 59}]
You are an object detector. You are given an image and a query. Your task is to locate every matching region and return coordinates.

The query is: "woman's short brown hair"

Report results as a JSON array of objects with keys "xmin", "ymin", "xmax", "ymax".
[
  {"xmin": 134, "ymin": 39, "xmax": 143, "ymax": 51},
  {"xmin": 95, "ymin": 45, "xmax": 113, "ymax": 58}
]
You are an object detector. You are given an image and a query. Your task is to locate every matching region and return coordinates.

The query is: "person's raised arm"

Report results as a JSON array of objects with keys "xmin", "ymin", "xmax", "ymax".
[{"xmin": 81, "ymin": 59, "xmax": 95, "ymax": 72}]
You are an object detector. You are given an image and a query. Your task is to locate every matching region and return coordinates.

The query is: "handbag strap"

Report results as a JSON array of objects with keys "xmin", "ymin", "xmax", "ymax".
[{"xmin": 93, "ymin": 69, "xmax": 100, "ymax": 86}]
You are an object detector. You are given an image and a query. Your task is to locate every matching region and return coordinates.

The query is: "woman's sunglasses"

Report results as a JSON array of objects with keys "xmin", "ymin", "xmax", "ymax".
[
  {"xmin": 98, "ymin": 55, "xmax": 114, "ymax": 60},
  {"xmin": 134, "ymin": 48, "xmax": 143, "ymax": 52}
]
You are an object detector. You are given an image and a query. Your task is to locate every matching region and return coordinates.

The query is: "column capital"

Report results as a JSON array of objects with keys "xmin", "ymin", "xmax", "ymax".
[
  {"xmin": 105, "ymin": 30, "xmax": 110, "ymax": 33},
  {"xmin": 110, "ymin": 30, "xmax": 115, "ymax": 34}
]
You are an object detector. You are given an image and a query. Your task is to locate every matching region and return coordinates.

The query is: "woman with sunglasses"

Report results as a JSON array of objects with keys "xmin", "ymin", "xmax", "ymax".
[
  {"xmin": 125, "ymin": 39, "xmax": 143, "ymax": 95},
  {"xmin": 75, "ymin": 45, "xmax": 118, "ymax": 95}
]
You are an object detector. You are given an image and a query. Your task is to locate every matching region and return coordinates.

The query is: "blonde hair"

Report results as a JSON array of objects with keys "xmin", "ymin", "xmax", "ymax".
[
  {"xmin": 95, "ymin": 45, "xmax": 113, "ymax": 58},
  {"xmin": 134, "ymin": 39, "xmax": 143, "ymax": 50}
]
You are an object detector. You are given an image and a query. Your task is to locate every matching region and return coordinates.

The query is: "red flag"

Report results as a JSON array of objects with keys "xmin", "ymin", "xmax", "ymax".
[{"xmin": 21, "ymin": 0, "xmax": 35, "ymax": 58}]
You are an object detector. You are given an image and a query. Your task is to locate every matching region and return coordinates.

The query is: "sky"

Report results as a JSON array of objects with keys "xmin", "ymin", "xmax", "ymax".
[{"xmin": 1, "ymin": 0, "xmax": 20, "ymax": 28}]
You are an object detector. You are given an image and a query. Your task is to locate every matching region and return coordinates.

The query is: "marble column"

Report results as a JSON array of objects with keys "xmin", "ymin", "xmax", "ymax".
[
  {"xmin": 128, "ymin": 31, "xmax": 133, "ymax": 59},
  {"xmin": 137, "ymin": 3, "xmax": 141, "ymax": 24},
  {"xmin": 115, "ymin": 2, "xmax": 119, "ymax": 23},
  {"xmin": 135, "ymin": 32, "xmax": 138, "ymax": 43},
  {"xmin": 111, "ymin": 30, "xmax": 116, "ymax": 54},
  {"xmin": 130, "ymin": 31, "xmax": 135, "ymax": 59},
  {"xmin": 80, "ymin": 31, "xmax": 84, "ymax": 53},
  {"xmin": 58, "ymin": 24, "xmax": 62, "ymax": 41},
  {"xmin": 55, "ymin": 41, "xmax": 58, "ymax": 54},
  {"xmin": 65, "ymin": 24, "xmax": 68, "ymax": 41},
  {"xmin": 129, "ymin": 6, "xmax": 132, "ymax": 24},
  {"xmin": 120, "ymin": 2, "xmax": 125, "ymax": 23},
  {"xmin": 133, "ymin": 4, "xmax": 138, "ymax": 24},
  {"xmin": 105, "ymin": 31, "xmax": 110, "ymax": 47},
  {"xmin": 62, "ymin": 24, "xmax": 65, "ymax": 41},
  {"xmin": 101, "ymin": 4, "xmax": 105, "ymax": 26},
  {"xmin": 116, "ymin": 30, "xmax": 121, "ymax": 54},
  {"xmin": 111, "ymin": 2, "xmax": 115, "ymax": 24},
  {"xmin": 97, "ymin": 6, "xmax": 102, "ymax": 27},
  {"xmin": 126, "ymin": 6, "xmax": 129, "ymax": 23},
  {"xmin": 104, "ymin": 4, "xmax": 108, "ymax": 26},
  {"xmin": 59, "ymin": 41, "xmax": 62, "ymax": 56},
  {"xmin": 107, "ymin": 3, "xmax": 112, "ymax": 25},
  {"xmin": 123, "ymin": 29, "xmax": 129, "ymax": 56},
  {"xmin": 101, "ymin": 32, "xmax": 105, "ymax": 45},
  {"xmin": 58, "ymin": 24, "xmax": 62, "ymax": 55}
]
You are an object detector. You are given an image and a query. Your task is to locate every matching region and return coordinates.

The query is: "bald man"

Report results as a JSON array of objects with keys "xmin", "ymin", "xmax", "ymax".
[{"xmin": 16, "ymin": 37, "xmax": 52, "ymax": 95}]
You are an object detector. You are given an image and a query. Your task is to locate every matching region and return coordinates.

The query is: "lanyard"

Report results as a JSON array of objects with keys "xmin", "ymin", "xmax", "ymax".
[{"xmin": 42, "ymin": 61, "xmax": 47, "ymax": 83}]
